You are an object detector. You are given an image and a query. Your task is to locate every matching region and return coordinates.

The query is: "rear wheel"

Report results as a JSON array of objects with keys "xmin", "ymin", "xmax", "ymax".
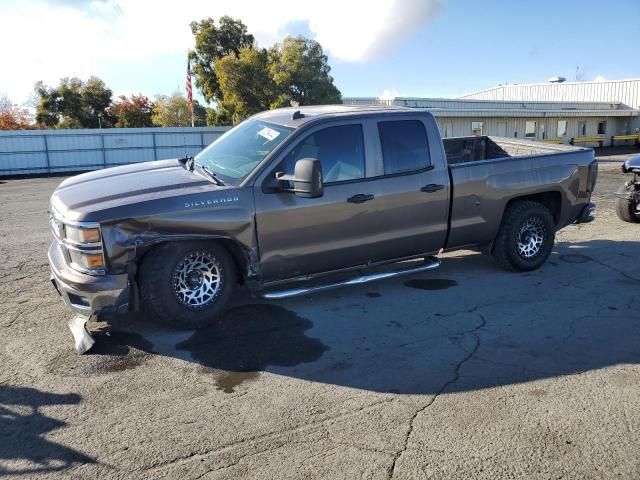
[
  {"xmin": 139, "ymin": 241, "xmax": 237, "ymax": 328},
  {"xmin": 492, "ymin": 201, "xmax": 556, "ymax": 272},
  {"xmin": 615, "ymin": 181, "xmax": 640, "ymax": 223}
]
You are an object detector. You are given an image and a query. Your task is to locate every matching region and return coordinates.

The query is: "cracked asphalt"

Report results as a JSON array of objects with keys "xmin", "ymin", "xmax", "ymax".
[{"xmin": 1, "ymin": 148, "xmax": 639, "ymax": 479}]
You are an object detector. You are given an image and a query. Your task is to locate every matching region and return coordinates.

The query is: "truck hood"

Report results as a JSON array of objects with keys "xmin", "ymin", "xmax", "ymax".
[{"xmin": 50, "ymin": 159, "xmax": 230, "ymax": 222}]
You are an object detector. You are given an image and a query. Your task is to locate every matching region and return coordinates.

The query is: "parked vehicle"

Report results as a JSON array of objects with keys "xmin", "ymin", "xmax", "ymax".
[
  {"xmin": 615, "ymin": 155, "xmax": 640, "ymax": 223},
  {"xmin": 48, "ymin": 106, "xmax": 597, "ymax": 336}
]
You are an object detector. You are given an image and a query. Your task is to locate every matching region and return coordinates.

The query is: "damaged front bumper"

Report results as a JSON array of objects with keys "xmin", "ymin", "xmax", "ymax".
[{"xmin": 48, "ymin": 241, "xmax": 130, "ymax": 319}]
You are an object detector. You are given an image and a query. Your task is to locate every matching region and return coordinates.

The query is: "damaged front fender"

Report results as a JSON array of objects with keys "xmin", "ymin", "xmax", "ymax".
[{"xmin": 101, "ymin": 213, "xmax": 260, "ymax": 281}]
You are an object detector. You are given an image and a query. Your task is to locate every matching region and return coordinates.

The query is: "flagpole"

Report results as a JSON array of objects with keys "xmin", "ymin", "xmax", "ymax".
[{"xmin": 187, "ymin": 50, "xmax": 194, "ymax": 128}]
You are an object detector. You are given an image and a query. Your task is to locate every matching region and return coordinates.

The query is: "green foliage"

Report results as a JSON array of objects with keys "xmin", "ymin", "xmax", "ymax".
[
  {"xmin": 35, "ymin": 77, "xmax": 113, "ymax": 128},
  {"xmin": 152, "ymin": 92, "xmax": 206, "ymax": 127},
  {"xmin": 190, "ymin": 16, "xmax": 255, "ymax": 103},
  {"xmin": 214, "ymin": 47, "xmax": 275, "ymax": 123},
  {"xmin": 206, "ymin": 103, "xmax": 235, "ymax": 126},
  {"xmin": 191, "ymin": 16, "xmax": 342, "ymax": 124},
  {"xmin": 107, "ymin": 94, "xmax": 154, "ymax": 128},
  {"xmin": 269, "ymin": 36, "xmax": 342, "ymax": 108}
]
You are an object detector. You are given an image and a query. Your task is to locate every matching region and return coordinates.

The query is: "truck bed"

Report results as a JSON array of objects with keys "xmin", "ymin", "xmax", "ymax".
[
  {"xmin": 443, "ymin": 136, "xmax": 587, "ymax": 164},
  {"xmin": 441, "ymin": 136, "xmax": 596, "ymax": 251}
]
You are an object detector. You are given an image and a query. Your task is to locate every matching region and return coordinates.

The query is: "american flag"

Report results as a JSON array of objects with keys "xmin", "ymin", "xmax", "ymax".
[{"xmin": 186, "ymin": 57, "xmax": 193, "ymax": 115}]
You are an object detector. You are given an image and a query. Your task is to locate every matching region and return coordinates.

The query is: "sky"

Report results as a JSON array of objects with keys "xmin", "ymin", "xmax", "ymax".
[{"xmin": 2, "ymin": 0, "xmax": 639, "ymax": 107}]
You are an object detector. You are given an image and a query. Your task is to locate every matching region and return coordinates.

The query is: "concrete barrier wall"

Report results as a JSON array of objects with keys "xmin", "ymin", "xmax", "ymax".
[{"xmin": 0, "ymin": 126, "xmax": 231, "ymax": 176}]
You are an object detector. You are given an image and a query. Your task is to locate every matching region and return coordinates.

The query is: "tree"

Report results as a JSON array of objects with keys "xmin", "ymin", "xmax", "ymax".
[
  {"xmin": 189, "ymin": 16, "xmax": 342, "ymax": 124},
  {"xmin": 208, "ymin": 36, "xmax": 342, "ymax": 124},
  {"xmin": 206, "ymin": 103, "xmax": 235, "ymax": 126},
  {"xmin": 269, "ymin": 36, "xmax": 342, "ymax": 108},
  {"xmin": 0, "ymin": 94, "xmax": 35, "ymax": 130},
  {"xmin": 107, "ymin": 94, "xmax": 154, "ymax": 128},
  {"xmin": 35, "ymin": 77, "xmax": 113, "ymax": 128},
  {"xmin": 214, "ymin": 47, "xmax": 275, "ymax": 123},
  {"xmin": 152, "ymin": 93, "xmax": 206, "ymax": 127},
  {"xmin": 190, "ymin": 16, "xmax": 255, "ymax": 103}
]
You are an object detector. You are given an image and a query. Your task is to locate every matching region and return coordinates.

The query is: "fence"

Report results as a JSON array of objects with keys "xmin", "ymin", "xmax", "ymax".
[{"xmin": 0, "ymin": 126, "xmax": 231, "ymax": 176}]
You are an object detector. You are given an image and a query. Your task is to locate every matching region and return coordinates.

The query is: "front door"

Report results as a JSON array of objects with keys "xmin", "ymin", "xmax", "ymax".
[{"xmin": 255, "ymin": 121, "xmax": 382, "ymax": 281}]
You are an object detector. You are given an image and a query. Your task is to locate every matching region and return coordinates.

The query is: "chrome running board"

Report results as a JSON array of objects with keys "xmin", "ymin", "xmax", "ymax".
[{"xmin": 262, "ymin": 257, "xmax": 441, "ymax": 300}]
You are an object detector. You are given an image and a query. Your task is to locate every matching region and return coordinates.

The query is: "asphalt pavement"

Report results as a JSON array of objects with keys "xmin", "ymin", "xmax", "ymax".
[{"xmin": 1, "ymin": 149, "xmax": 639, "ymax": 479}]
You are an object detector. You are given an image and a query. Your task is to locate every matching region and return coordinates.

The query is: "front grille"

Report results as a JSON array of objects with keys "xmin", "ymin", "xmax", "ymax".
[{"xmin": 49, "ymin": 213, "xmax": 64, "ymax": 241}]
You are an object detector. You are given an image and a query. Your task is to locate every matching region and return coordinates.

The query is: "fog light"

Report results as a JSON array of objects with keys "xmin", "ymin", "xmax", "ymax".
[
  {"xmin": 85, "ymin": 253, "xmax": 105, "ymax": 269},
  {"xmin": 69, "ymin": 249, "xmax": 105, "ymax": 272}
]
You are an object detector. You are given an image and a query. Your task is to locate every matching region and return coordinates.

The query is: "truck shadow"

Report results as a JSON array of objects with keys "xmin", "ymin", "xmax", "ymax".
[
  {"xmin": 93, "ymin": 239, "xmax": 640, "ymax": 395},
  {"xmin": 0, "ymin": 385, "xmax": 94, "ymax": 475}
]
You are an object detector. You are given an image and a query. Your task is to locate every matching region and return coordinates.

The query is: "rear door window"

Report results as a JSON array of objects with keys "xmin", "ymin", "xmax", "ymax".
[{"xmin": 378, "ymin": 120, "xmax": 431, "ymax": 175}]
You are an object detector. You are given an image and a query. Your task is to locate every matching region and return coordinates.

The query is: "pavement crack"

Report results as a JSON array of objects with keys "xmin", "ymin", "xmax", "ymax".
[
  {"xmin": 143, "ymin": 397, "xmax": 396, "ymax": 474},
  {"xmin": 562, "ymin": 318, "xmax": 578, "ymax": 341},
  {"xmin": 2, "ymin": 296, "xmax": 52, "ymax": 328},
  {"xmin": 388, "ymin": 312, "xmax": 487, "ymax": 479},
  {"xmin": 590, "ymin": 257, "xmax": 640, "ymax": 282}
]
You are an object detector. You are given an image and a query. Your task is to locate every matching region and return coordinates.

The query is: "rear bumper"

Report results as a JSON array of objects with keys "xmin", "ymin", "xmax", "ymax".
[
  {"xmin": 48, "ymin": 242, "xmax": 129, "ymax": 318},
  {"xmin": 575, "ymin": 202, "xmax": 596, "ymax": 223}
]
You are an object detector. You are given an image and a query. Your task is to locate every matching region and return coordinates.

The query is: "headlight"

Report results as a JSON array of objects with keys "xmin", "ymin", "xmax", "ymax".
[
  {"xmin": 66, "ymin": 225, "xmax": 101, "ymax": 244},
  {"xmin": 68, "ymin": 249, "xmax": 105, "ymax": 272}
]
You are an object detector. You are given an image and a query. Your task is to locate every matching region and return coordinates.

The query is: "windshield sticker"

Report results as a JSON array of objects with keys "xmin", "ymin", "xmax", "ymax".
[{"xmin": 257, "ymin": 127, "xmax": 280, "ymax": 141}]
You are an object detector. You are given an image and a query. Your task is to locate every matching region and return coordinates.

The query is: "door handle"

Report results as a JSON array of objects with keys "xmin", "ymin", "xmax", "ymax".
[
  {"xmin": 420, "ymin": 184, "xmax": 445, "ymax": 193},
  {"xmin": 347, "ymin": 194, "xmax": 375, "ymax": 204}
]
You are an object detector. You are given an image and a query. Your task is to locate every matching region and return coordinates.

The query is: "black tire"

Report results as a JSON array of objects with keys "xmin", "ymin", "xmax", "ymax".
[
  {"xmin": 492, "ymin": 201, "xmax": 556, "ymax": 272},
  {"xmin": 615, "ymin": 181, "xmax": 640, "ymax": 223},
  {"xmin": 138, "ymin": 241, "xmax": 237, "ymax": 328}
]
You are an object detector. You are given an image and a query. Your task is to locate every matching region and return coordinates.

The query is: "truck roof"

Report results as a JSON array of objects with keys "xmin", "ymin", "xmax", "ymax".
[{"xmin": 253, "ymin": 104, "xmax": 420, "ymax": 128}]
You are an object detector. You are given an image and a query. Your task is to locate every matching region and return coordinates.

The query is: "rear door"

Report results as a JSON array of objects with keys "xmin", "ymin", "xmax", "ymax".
[{"xmin": 362, "ymin": 116, "xmax": 450, "ymax": 260}]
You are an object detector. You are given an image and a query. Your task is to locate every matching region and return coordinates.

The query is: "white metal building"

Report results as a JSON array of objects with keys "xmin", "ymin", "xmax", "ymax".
[
  {"xmin": 343, "ymin": 78, "xmax": 640, "ymax": 147},
  {"xmin": 460, "ymin": 78, "xmax": 640, "ymax": 109}
]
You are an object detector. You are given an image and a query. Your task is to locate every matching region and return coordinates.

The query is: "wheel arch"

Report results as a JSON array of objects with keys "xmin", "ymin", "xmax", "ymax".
[
  {"xmin": 479, "ymin": 193, "xmax": 561, "ymax": 256},
  {"xmin": 134, "ymin": 236, "xmax": 252, "ymax": 285},
  {"xmin": 503, "ymin": 191, "xmax": 562, "ymax": 225}
]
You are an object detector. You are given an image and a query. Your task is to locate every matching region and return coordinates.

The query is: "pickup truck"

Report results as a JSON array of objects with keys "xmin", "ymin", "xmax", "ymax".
[{"xmin": 49, "ymin": 105, "xmax": 597, "ymax": 335}]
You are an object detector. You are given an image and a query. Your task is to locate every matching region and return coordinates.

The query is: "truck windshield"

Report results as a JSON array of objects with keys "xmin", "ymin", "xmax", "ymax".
[{"xmin": 194, "ymin": 119, "xmax": 294, "ymax": 185}]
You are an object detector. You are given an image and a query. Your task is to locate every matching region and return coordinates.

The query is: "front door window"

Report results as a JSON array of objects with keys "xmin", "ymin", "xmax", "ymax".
[{"xmin": 281, "ymin": 124, "xmax": 365, "ymax": 183}]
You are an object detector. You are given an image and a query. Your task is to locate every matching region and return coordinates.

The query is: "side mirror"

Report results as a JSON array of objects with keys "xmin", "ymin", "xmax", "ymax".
[{"xmin": 275, "ymin": 158, "xmax": 323, "ymax": 198}]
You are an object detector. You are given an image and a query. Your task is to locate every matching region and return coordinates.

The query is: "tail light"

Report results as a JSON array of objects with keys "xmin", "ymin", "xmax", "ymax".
[{"xmin": 586, "ymin": 160, "xmax": 598, "ymax": 193}]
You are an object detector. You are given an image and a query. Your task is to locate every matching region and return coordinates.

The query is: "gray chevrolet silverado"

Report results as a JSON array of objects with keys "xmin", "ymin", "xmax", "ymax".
[{"xmin": 49, "ymin": 105, "xmax": 597, "ymax": 334}]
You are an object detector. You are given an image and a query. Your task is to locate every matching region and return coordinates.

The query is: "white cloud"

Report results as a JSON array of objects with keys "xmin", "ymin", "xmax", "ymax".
[
  {"xmin": 593, "ymin": 75, "xmax": 607, "ymax": 82},
  {"xmin": 0, "ymin": 0, "xmax": 442, "ymax": 103}
]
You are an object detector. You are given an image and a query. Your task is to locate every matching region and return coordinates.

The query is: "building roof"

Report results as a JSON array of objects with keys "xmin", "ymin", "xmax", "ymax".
[
  {"xmin": 458, "ymin": 78, "xmax": 640, "ymax": 109},
  {"xmin": 342, "ymin": 96, "xmax": 640, "ymax": 117},
  {"xmin": 460, "ymin": 78, "xmax": 640, "ymax": 97}
]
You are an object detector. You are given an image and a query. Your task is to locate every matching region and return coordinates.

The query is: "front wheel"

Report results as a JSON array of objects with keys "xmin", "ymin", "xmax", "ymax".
[
  {"xmin": 615, "ymin": 181, "xmax": 640, "ymax": 223},
  {"xmin": 492, "ymin": 201, "xmax": 556, "ymax": 272},
  {"xmin": 138, "ymin": 241, "xmax": 237, "ymax": 328}
]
